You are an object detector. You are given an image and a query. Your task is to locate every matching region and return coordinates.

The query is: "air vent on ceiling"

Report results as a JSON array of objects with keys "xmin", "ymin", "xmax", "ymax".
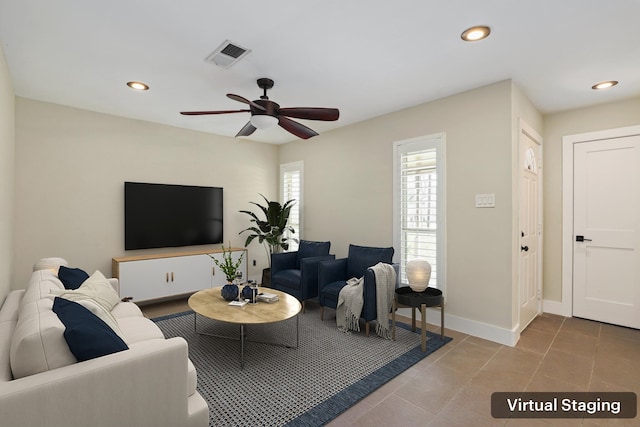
[{"xmin": 205, "ymin": 40, "xmax": 251, "ymax": 69}]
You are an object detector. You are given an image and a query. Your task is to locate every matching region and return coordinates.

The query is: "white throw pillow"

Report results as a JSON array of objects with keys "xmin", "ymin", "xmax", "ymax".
[{"xmin": 52, "ymin": 270, "xmax": 121, "ymax": 312}]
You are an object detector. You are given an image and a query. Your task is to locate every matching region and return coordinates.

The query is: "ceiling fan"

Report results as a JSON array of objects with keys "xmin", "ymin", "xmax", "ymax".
[{"xmin": 180, "ymin": 78, "xmax": 339, "ymax": 140}]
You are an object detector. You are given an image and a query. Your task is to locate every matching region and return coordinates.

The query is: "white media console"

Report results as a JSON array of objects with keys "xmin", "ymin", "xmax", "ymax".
[{"xmin": 112, "ymin": 248, "xmax": 247, "ymax": 303}]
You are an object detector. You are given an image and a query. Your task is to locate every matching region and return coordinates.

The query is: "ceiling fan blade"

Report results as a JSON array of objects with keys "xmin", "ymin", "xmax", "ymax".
[
  {"xmin": 278, "ymin": 107, "xmax": 340, "ymax": 121},
  {"xmin": 227, "ymin": 94, "xmax": 267, "ymax": 112},
  {"xmin": 235, "ymin": 122, "xmax": 257, "ymax": 137},
  {"xmin": 180, "ymin": 109, "xmax": 249, "ymax": 115},
  {"xmin": 278, "ymin": 116, "xmax": 318, "ymax": 140}
]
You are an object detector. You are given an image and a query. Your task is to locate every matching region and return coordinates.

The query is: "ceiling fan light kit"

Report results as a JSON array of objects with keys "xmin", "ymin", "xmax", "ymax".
[
  {"xmin": 250, "ymin": 114, "xmax": 278, "ymax": 129},
  {"xmin": 181, "ymin": 77, "xmax": 339, "ymax": 140}
]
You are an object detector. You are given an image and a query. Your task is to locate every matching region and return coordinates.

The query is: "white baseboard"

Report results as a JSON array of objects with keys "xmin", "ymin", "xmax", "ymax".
[
  {"xmin": 396, "ymin": 307, "xmax": 520, "ymax": 347},
  {"xmin": 542, "ymin": 299, "xmax": 571, "ymax": 317}
]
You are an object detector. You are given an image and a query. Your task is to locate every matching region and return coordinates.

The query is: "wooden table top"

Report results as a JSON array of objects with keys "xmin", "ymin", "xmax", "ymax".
[{"xmin": 188, "ymin": 287, "xmax": 301, "ymax": 325}]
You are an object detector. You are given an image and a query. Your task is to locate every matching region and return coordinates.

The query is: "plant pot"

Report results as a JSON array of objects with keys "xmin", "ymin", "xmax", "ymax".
[
  {"xmin": 221, "ymin": 283, "xmax": 239, "ymax": 301},
  {"xmin": 261, "ymin": 268, "xmax": 271, "ymax": 287}
]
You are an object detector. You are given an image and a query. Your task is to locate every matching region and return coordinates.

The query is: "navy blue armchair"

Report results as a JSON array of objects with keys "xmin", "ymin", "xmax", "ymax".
[
  {"xmin": 318, "ymin": 244, "xmax": 398, "ymax": 336},
  {"xmin": 271, "ymin": 240, "xmax": 334, "ymax": 309}
]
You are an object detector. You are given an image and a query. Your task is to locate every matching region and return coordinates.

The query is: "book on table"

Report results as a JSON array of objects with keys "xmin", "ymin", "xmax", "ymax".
[{"xmin": 257, "ymin": 292, "xmax": 279, "ymax": 303}]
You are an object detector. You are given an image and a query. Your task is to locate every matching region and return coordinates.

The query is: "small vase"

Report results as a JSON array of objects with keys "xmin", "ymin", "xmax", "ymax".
[
  {"xmin": 221, "ymin": 283, "xmax": 239, "ymax": 301},
  {"xmin": 241, "ymin": 284, "xmax": 256, "ymax": 302}
]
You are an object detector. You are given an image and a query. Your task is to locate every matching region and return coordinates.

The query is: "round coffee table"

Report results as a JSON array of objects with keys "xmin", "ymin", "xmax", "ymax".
[{"xmin": 188, "ymin": 287, "xmax": 302, "ymax": 368}]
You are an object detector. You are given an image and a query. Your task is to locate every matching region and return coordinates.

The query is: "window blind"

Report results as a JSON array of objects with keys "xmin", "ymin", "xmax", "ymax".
[
  {"xmin": 400, "ymin": 148, "xmax": 438, "ymax": 286},
  {"xmin": 281, "ymin": 162, "xmax": 303, "ymax": 252}
]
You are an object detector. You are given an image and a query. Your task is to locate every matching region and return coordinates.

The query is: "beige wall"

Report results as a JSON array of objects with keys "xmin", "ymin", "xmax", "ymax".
[
  {"xmin": 12, "ymin": 73, "xmax": 637, "ymax": 339},
  {"xmin": 0, "ymin": 46, "xmax": 15, "ymax": 303},
  {"xmin": 13, "ymin": 98, "xmax": 278, "ymax": 289},
  {"xmin": 280, "ymin": 80, "xmax": 524, "ymax": 331},
  {"xmin": 542, "ymin": 96, "xmax": 640, "ymax": 303}
]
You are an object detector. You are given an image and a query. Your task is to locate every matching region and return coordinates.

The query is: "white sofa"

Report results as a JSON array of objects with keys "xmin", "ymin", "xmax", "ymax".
[{"xmin": 0, "ymin": 259, "xmax": 209, "ymax": 427}]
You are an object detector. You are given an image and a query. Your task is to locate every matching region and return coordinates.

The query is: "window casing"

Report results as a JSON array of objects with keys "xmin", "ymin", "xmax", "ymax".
[
  {"xmin": 393, "ymin": 134, "xmax": 446, "ymax": 290},
  {"xmin": 280, "ymin": 161, "xmax": 303, "ymax": 252}
]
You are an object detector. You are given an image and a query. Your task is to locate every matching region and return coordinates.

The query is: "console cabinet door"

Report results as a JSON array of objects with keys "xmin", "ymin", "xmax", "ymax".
[
  {"xmin": 118, "ymin": 255, "xmax": 212, "ymax": 302},
  {"xmin": 209, "ymin": 251, "xmax": 248, "ymax": 287}
]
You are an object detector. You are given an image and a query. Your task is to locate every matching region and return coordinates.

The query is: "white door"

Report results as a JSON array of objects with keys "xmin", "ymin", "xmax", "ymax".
[
  {"xmin": 573, "ymin": 135, "xmax": 640, "ymax": 329},
  {"xmin": 519, "ymin": 126, "xmax": 542, "ymax": 331}
]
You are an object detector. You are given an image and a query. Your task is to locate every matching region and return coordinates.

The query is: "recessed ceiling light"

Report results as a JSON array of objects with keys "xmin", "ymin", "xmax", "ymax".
[
  {"xmin": 126, "ymin": 81, "xmax": 149, "ymax": 91},
  {"xmin": 591, "ymin": 80, "xmax": 618, "ymax": 90},
  {"xmin": 461, "ymin": 26, "xmax": 491, "ymax": 42}
]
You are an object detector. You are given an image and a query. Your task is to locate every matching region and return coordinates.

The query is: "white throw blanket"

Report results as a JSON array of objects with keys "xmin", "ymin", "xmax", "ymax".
[
  {"xmin": 336, "ymin": 262, "xmax": 397, "ymax": 338},
  {"xmin": 336, "ymin": 277, "xmax": 364, "ymax": 333}
]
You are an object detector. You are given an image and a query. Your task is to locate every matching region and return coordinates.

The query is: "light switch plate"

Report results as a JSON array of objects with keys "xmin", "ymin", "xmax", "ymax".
[{"xmin": 475, "ymin": 193, "xmax": 496, "ymax": 208}]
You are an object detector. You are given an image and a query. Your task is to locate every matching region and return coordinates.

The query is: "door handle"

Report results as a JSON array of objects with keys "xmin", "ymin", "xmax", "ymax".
[
  {"xmin": 576, "ymin": 235, "xmax": 592, "ymax": 242},
  {"xmin": 521, "ymin": 245, "xmax": 529, "ymax": 252}
]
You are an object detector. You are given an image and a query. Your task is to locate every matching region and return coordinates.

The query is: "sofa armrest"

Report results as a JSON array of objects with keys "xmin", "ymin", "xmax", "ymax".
[
  {"xmin": 0, "ymin": 338, "xmax": 195, "ymax": 427},
  {"xmin": 318, "ymin": 258, "xmax": 348, "ymax": 291},
  {"xmin": 107, "ymin": 277, "xmax": 120, "ymax": 296}
]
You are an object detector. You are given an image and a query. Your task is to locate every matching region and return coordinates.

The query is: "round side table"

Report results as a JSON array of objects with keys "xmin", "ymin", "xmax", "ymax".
[{"xmin": 392, "ymin": 286, "xmax": 444, "ymax": 352}]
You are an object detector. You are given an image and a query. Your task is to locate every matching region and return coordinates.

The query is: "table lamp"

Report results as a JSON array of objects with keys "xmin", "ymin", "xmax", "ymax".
[{"xmin": 406, "ymin": 259, "xmax": 431, "ymax": 292}]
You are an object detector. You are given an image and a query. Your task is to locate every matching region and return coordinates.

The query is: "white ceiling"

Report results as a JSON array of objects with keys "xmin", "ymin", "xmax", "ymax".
[{"xmin": 1, "ymin": 0, "xmax": 639, "ymax": 144}]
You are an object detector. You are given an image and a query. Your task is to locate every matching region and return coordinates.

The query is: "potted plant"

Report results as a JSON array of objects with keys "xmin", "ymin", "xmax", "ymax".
[
  {"xmin": 239, "ymin": 194, "xmax": 297, "ymax": 286},
  {"xmin": 209, "ymin": 243, "xmax": 245, "ymax": 301}
]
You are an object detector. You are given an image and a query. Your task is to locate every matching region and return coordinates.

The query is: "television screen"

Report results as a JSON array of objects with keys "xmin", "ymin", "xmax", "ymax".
[{"xmin": 124, "ymin": 182, "xmax": 223, "ymax": 250}]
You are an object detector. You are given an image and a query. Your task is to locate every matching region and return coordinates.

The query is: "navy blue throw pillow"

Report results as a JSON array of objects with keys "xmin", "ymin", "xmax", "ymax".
[
  {"xmin": 58, "ymin": 266, "xmax": 90, "ymax": 290},
  {"xmin": 52, "ymin": 297, "xmax": 128, "ymax": 362}
]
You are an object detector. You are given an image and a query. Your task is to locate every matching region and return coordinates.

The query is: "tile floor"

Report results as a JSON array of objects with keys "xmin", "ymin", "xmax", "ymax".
[{"xmin": 141, "ymin": 299, "xmax": 640, "ymax": 427}]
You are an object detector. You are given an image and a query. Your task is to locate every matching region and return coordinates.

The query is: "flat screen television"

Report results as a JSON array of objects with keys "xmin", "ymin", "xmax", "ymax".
[{"xmin": 124, "ymin": 182, "xmax": 223, "ymax": 250}]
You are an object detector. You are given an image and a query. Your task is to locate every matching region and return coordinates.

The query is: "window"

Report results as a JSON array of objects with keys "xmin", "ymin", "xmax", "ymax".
[
  {"xmin": 280, "ymin": 161, "xmax": 303, "ymax": 251},
  {"xmin": 393, "ymin": 134, "xmax": 446, "ymax": 289}
]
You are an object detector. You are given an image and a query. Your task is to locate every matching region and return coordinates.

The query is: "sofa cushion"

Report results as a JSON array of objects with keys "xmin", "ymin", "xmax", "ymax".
[
  {"xmin": 52, "ymin": 297, "xmax": 128, "ymax": 362},
  {"xmin": 0, "ymin": 321, "xmax": 16, "ymax": 381},
  {"xmin": 32, "ymin": 257, "xmax": 69, "ymax": 272},
  {"xmin": 20, "ymin": 269, "xmax": 65, "ymax": 310},
  {"xmin": 117, "ymin": 316, "xmax": 165, "ymax": 344},
  {"xmin": 272, "ymin": 270, "xmax": 302, "ymax": 290},
  {"xmin": 10, "ymin": 298, "xmax": 76, "ymax": 379},
  {"xmin": 58, "ymin": 266, "xmax": 90, "ymax": 290},
  {"xmin": 187, "ymin": 359, "xmax": 197, "ymax": 397},
  {"xmin": 52, "ymin": 270, "xmax": 121, "ymax": 312},
  {"xmin": 111, "ymin": 301, "xmax": 143, "ymax": 319},
  {"xmin": 296, "ymin": 240, "xmax": 331, "ymax": 269}
]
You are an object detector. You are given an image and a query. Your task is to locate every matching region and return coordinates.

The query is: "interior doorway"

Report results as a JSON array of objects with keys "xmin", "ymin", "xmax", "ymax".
[
  {"xmin": 519, "ymin": 120, "xmax": 542, "ymax": 332},
  {"xmin": 562, "ymin": 125, "xmax": 640, "ymax": 329}
]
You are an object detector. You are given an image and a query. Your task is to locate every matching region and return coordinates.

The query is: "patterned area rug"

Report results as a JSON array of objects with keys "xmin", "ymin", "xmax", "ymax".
[{"xmin": 153, "ymin": 304, "xmax": 451, "ymax": 427}]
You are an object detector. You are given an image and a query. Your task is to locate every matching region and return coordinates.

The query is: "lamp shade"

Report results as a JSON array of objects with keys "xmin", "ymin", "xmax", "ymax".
[
  {"xmin": 406, "ymin": 259, "xmax": 431, "ymax": 292},
  {"xmin": 250, "ymin": 114, "xmax": 278, "ymax": 129}
]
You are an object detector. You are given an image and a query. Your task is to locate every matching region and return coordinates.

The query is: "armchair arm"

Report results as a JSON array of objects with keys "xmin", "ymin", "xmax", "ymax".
[
  {"xmin": 318, "ymin": 258, "xmax": 348, "ymax": 291},
  {"xmin": 271, "ymin": 251, "xmax": 298, "ymax": 275},
  {"xmin": 362, "ymin": 263, "xmax": 400, "ymax": 321},
  {"xmin": 300, "ymin": 255, "xmax": 336, "ymax": 273},
  {"xmin": 300, "ymin": 255, "xmax": 336, "ymax": 300}
]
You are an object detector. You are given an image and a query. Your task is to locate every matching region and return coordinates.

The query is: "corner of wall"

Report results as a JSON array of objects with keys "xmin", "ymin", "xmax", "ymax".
[{"xmin": 0, "ymin": 44, "xmax": 16, "ymax": 303}]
